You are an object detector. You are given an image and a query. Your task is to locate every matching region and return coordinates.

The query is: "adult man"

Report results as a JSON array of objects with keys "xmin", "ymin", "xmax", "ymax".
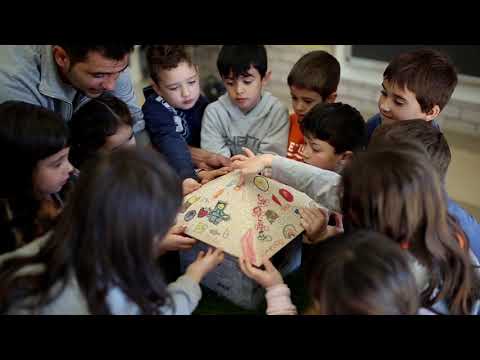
[{"xmin": 0, "ymin": 44, "xmax": 148, "ymax": 143}]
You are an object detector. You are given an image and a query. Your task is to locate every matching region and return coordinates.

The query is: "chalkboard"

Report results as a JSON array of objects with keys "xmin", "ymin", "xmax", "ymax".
[{"xmin": 351, "ymin": 45, "xmax": 480, "ymax": 79}]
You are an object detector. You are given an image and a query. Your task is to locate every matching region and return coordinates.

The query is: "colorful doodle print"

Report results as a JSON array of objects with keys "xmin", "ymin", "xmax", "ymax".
[
  {"xmin": 253, "ymin": 176, "xmax": 269, "ymax": 192},
  {"xmin": 279, "ymin": 188, "xmax": 294, "ymax": 202},
  {"xmin": 181, "ymin": 195, "xmax": 201, "ymax": 213},
  {"xmin": 193, "ymin": 222, "xmax": 208, "ymax": 234},
  {"xmin": 207, "ymin": 201, "xmax": 231, "ymax": 225},
  {"xmin": 184, "ymin": 210, "xmax": 196, "ymax": 222},
  {"xmin": 265, "ymin": 209, "xmax": 279, "ymax": 224},
  {"xmin": 257, "ymin": 232, "xmax": 272, "ymax": 242},
  {"xmin": 283, "ymin": 224, "xmax": 296, "ymax": 239}
]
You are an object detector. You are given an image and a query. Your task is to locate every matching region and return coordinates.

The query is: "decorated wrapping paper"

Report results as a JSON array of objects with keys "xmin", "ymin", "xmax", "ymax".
[{"xmin": 176, "ymin": 170, "xmax": 324, "ymax": 266}]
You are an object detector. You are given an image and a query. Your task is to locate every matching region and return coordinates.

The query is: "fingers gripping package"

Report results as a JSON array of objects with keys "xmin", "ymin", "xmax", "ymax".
[{"xmin": 177, "ymin": 170, "xmax": 326, "ymax": 309}]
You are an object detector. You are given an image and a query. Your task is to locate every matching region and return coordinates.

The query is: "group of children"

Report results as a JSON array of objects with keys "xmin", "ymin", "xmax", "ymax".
[{"xmin": 0, "ymin": 44, "xmax": 479, "ymax": 315}]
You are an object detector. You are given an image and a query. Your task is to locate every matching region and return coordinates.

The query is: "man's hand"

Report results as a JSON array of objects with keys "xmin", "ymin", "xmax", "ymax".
[
  {"xmin": 185, "ymin": 247, "xmax": 224, "ymax": 283},
  {"xmin": 182, "ymin": 178, "xmax": 201, "ymax": 196},
  {"xmin": 238, "ymin": 257, "xmax": 284, "ymax": 289},
  {"xmin": 197, "ymin": 167, "xmax": 232, "ymax": 184}
]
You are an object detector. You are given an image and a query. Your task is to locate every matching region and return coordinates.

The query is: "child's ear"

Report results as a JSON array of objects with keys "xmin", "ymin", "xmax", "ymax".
[
  {"xmin": 262, "ymin": 70, "xmax": 272, "ymax": 86},
  {"xmin": 325, "ymin": 91, "xmax": 337, "ymax": 103},
  {"xmin": 339, "ymin": 151, "xmax": 353, "ymax": 165},
  {"xmin": 425, "ymin": 105, "xmax": 441, "ymax": 121}
]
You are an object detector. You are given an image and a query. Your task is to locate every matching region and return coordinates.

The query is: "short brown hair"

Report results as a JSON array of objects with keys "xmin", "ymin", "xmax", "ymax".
[
  {"xmin": 287, "ymin": 50, "xmax": 340, "ymax": 101},
  {"xmin": 370, "ymin": 119, "xmax": 451, "ymax": 181},
  {"xmin": 146, "ymin": 45, "xmax": 194, "ymax": 85},
  {"xmin": 384, "ymin": 48, "xmax": 457, "ymax": 113}
]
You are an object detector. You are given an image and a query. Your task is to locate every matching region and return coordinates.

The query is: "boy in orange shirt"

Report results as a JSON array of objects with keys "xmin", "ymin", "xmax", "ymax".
[{"xmin": 287, "ymin": 51, "xmax": 340, "ymax": 161}]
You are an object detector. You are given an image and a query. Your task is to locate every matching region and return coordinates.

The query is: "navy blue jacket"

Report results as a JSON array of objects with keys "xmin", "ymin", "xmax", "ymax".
[{"xmin": 142, "ymin": 86, "xmax": 209, "ymax": 180}]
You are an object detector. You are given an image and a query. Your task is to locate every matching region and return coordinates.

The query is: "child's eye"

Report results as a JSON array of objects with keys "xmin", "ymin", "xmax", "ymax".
[
  {"xmin": 168, "ymin": 86, "xmax": 179, "ymax": 91},
  {"xmin": 394, "ymin": 100, "xmax": 404, "ymax": 106},
  {"xmin": 225, "ymin": 81, "xmax": 234, "ymax": 86},
  {"xmin": 188, "ymin": 80, "xmax": 197, "ymax": 85},
  {"xmin": 243, "ymin": 80, "xmax": 253, "ymax": 85},
  {"xmin": 304, "ymin": 100, "xmax": 313, "ymax": 104},
  {"xmin": 93, "ymin": 74, "xmax": 106, "ymax": 79}
]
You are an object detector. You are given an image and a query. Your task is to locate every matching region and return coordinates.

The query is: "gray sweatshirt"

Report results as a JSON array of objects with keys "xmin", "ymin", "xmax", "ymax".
[
  {"xmin": 271, "ymin": 155, "xmax": 342, "ymax": 212},
  {"xmin": 201, "ymin": 91, "xmax": 289, "ymax": 157}
]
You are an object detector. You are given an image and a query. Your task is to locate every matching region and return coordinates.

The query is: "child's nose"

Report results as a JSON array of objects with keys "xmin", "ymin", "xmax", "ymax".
[
  {"xmin": 181, "ymin": 85, "xmax": 190, "ymax": 97},
  {"xmin": 235, "ymin": 84, "xmax": 245, "ymax": 94},
  {"xmin": 379, "ymin": 98, "xmax": 391, "ymax": 112}
]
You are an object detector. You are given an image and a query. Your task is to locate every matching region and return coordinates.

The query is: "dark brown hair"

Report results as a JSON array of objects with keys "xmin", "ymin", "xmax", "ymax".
[
  {"xmin": 341, "ymin": 143, "xmax": 480, "ymax": 314},
  {"xmin": 0, "ymin": 148, "xmax": 182, "ymax": 314},
  {"xmin": 0, "ymin": 101, "xmax": 70, "ymax": 253},
  {"xmin": 69, "ymin": 94, "xmax": 133, "ymax": 169},
  {"xmin": 383, "ymin": 48, "xmax": 457, "ymax": 113},
  {"xmin": 287, "ymin": 50, "xmax": 340, "ymax": 101},
  {"xmin": 370, "ymin": 119, "xmax": 451, "ymax": 181},
  {"xmin": 306, "ymin": 230, "xmax": 420, "ymax": 315},
  {"xmin": 146, "ymin": 45, "xmax": 194, "ymax": 85}
]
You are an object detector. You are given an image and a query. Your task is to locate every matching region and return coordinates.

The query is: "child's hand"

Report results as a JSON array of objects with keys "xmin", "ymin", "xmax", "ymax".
[
  {"xmin": 231, "ymin": 148, "xmax": 275, "ymax": 186},
  {"xmin": 198, "ymin": 167, "xmax": 232, "ymax": 184},
  {"xmin": 182, "ymin": 178, "xmax": 201, "ymax": 196},
  {"xmin": 185, "ymin": 247, "xmax": 224, "ymax": 283},
  {"xmin": 299, "ymin": 207, "xmax": 329, "ymax": 244},
  {"xmin": 156, "ymin": 225, "xmax": 197, "ymax": 256},
  {"xmin": 238, "ymin": 257, "xmax": 284, "ymax": 289}
]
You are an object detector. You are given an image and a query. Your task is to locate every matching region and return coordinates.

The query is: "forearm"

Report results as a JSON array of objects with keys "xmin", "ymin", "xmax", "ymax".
[
  {"xmin": 189, "ymin": 146, "xmax": 213, "ymax": 168},
  {"xmin": 271, "ymin": 156, "xmax": 341, "ymax": 212},
  {"xmin": 265, "ymin": 284, "xmax": 297, "ymax": 315}
]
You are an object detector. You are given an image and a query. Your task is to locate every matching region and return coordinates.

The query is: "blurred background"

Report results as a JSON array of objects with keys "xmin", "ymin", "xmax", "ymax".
[{"xmin": 129, "ymin": 45, "xmax": 480, "ymax": 219}]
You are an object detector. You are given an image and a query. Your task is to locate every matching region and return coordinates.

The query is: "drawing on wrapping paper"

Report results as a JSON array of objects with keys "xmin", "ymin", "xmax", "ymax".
[
  {"xmin": 257, "ymin": 232, "xmax": 272, "ymax": 242},
  {"xmin": 283, "ymin": 224, "xmax": 296, "ymax": 239},
  {"xmin": 279, "ymin": 188, "xmax": 294, "ymax": 202},
  {"xmin": 207, "ymin": 201, "xmax": 231, "ymax": 225},
  {"xmin": 184, "ymin": 210, "xmax": 196, "ymax": 222},
  {"xmin": 193, "ymin": 222, "xmax": 208, "ymax": 234},
  {"xmin": 210, "ymin": 229, "xmax": 221, "ymax": 236},
  {"xmin": 213, "ymin": 188, "xmax": 225, "ymax": 199},
  {"xmin": 176, "ymin": 171, "xmax": 319, "ymax": 266},
  {"xmin": 265, "ymin": 209, "xmax": 279, "ymax": 224},
  {"xmin": 181, "ymin": 195, "xmax": 201, "ymax": 213},
  {"xmin": 254, "ymin": 176, "xmax": 269, "ymax": 192}
]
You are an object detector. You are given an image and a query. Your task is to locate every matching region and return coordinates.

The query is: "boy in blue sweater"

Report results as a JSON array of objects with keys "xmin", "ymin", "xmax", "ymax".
[{"xmin": 142, "ymin": 45, "xmax": 231, "ymax": 193}]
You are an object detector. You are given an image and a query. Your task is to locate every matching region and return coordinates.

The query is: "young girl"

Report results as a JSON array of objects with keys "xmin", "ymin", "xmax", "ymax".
[
  {"xmin": 0, "ymin": 148, "xmax": 224, "ymax": 315},
  {"xmin": 0, "ymin": 101, "xmax": 76, "ymax": 255},
  {"xmin": 239, "ymin": 230, "xmax": 420, "ymax": 315},
  {"xmin": 68, "ymin": 94, "xmax": 136, "ymax": 170},
  {"xmin": 340, "ymin": 143, "xmax": 480, "ymax": 315}
]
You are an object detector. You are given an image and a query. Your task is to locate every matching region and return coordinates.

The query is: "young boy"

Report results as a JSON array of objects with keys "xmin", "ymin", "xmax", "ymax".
[
  {"xmin": 201, "ymin": 45, "xmax": 290, "ymax": 157},
  {"xmin": 286, "ymin": 50, "xmax": 340, "ymax": 161},
  {"xmin": 366, "ymin": 48, "xmax": 458, "ymax": 142},
  {"xmin": 369, "ymin": 119, "xmax": 480, "ymax": 260},
  {"xmin": 232, "ymin": 102, "xmax": 367, "ymax": 244},
  {"xmin": 142, "ymin": 45, "xmax": 231, "ymax": 191}
]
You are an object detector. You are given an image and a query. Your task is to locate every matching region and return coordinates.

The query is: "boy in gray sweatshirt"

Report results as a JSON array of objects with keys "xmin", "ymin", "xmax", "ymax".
[{"xmin": 201, "ymin": 45, "xmax": 289, "ymax": 157}]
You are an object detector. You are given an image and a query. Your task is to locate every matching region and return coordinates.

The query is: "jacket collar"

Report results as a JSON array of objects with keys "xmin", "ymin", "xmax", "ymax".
[{"xmin": 38, "ymin": 45, "xmax": 77, "ymax": 104}]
